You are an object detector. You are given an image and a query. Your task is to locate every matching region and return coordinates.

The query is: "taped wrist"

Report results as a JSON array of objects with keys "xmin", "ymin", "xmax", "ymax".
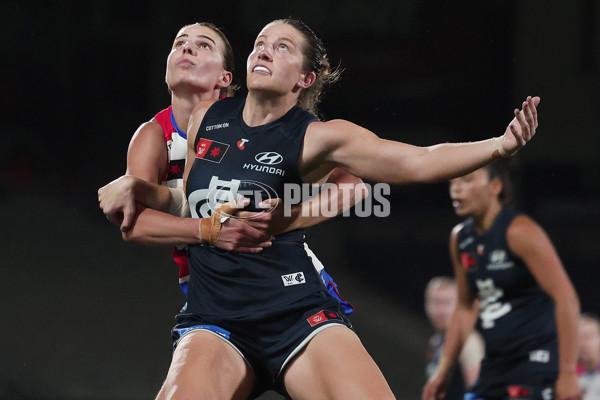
[
  {"xmin": 198, "ymin": 201, "xmax": 239, "ymax": 245},
  {"xmin": 491, "ymin": 136, "xmax": 507, "ymax": 158},
  {"xmin": 167, "ymin": 187, "xmax": 190, "ymax": 217}
]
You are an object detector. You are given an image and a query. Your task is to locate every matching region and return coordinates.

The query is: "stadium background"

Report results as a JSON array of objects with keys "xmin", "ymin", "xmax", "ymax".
[{"xmin": 1, "ymin": 1, "xmax": 598, "ymax": 399}]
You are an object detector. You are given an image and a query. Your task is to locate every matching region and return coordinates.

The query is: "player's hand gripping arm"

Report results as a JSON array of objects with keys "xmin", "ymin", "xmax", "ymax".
[{"xmin": 98, "ymin": 103, "xmax": 272, "ymax": 251}]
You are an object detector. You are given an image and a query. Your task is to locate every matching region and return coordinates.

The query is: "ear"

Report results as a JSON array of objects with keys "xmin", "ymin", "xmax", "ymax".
[
  {"xmin": 216, "ymin": 71, "xmax": 233, "ymax": 89},
  {"xmin": 297, "ymin": 71, "xmax": 317, "ymax": 89},
  {"xmin": 489, "ymin": 177, "xmax": 503, "ymax": 197}
]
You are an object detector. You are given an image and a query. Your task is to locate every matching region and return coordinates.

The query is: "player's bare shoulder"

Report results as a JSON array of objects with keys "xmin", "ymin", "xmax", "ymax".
[
  {"xmin": 304, "ymin": 119, "xmax": 360, "ymax": 158},
  {"xmin": 131, "ymin": 119, "xmax": 164, "ymax": 146}
]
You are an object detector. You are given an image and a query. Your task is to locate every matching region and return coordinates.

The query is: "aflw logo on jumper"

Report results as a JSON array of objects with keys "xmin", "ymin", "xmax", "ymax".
[
  {"xmin": 281, "ymin": 272, "xmax": 305, "ymax": 287},
  {"xmin": 196, "ymin": 138, "xmax": 229, "ymax": 163},
  {"xmin": 306, "ymin": 310, "xmax": 342, "ymax": 327},
  {"xmin": 243, "ymin": 151, "xmax": 285, "ymax": 176}
]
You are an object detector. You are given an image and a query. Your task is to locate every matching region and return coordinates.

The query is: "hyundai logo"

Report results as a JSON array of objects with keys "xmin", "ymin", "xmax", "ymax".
[{"xmin": 255, "ymin": 152, "xmax": 283, "ymax": 165}]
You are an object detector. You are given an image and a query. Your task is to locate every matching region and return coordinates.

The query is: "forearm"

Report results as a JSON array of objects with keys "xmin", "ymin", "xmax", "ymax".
[
  {"xmin": 129, "ymin": 176, "xmax": 173, "ymax": 211},
  {"xmin": 284, "ymin": 168, "xmax": 368, "ymax": 232},
  {"xmin": 340, "ymin": 137, "xmax": 504, "ymax": 185},
  {"xmin": 290, "ymin": 182, "xmax": 367, "ymax": 230},
  {"xmin": 555, "ymin": 290, "xmax": 580, "ymax": 373},
  {"xmin": 412, "ymin": 138, "xmax": 503, "ymax": 184},
  {"xmin": 122, "ymin": 207, "xmax": 201, "ymax": 246}
]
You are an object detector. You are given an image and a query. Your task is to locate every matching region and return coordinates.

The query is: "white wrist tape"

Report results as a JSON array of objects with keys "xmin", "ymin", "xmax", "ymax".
[
  {"xmin": 491, "ymin": 136, "xmax": 509, "ymax": 157},
  {"xmin": 167, "ymin": 187, "xmax": 190, "ymax": 218}
]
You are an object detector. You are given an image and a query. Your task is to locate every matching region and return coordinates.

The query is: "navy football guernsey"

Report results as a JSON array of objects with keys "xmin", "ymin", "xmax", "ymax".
[
  {"xmin": 185, "ymin": 97, "xmax": 328, "ymax": 318},
  {"xmin": 457, "ymin": 207, "xmax": 557, "ymax": 371}
]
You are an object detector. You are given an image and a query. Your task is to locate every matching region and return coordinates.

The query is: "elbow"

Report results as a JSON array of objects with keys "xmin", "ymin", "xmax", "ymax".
[
  {"xmin": 419, "ymin": 174, "xmax": 445, "ymax": 185},
  {"xmin": 409, "ymin": 169, "xmax": 445, "ymax": 185},
  {"xmin": 121, "ymin": 229, "xmax": 141, "ymax": 243}
]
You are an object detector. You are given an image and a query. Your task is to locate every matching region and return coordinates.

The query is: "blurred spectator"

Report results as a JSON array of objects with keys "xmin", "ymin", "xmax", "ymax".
[
  {"xmin": 425, "ymin": 276, "xmax": 484, "ymax": 400},
  {"xmin": 578, "ymin": 313, "xmax": 600, "ymax": 400}
]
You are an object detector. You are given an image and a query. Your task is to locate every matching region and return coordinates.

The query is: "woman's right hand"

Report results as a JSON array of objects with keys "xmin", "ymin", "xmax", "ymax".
[
  {"xmin": 422, "ymin": 371, "xmax": 449, "ymax": 400},
  {"xmin": 98, "ymin": 175, "xmax": 139, "ymax": 231}
]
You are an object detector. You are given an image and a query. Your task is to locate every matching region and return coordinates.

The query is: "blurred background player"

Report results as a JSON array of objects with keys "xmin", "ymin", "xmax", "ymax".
[
  {"xmin": 423, "ymin": 161, "xmax": 581, "ymax": 400},
  {"xmin": 425, "ymin": 276, "xmax": 484, "ymax": 400}
]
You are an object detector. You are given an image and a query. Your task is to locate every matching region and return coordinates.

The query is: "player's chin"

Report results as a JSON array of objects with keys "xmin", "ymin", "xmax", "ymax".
[{"xmin": 452, "ymin": 206, "xmax": 468, "ymax": 218}]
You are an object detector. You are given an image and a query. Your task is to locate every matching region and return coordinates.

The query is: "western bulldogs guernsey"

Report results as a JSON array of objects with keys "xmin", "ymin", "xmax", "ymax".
[
  {"xmin": 457, "ymin": 207, "xmax": 558, "ymax": 373},
  {"xmin": 153, "ymin": 106, "xmax": 190, "ymax": 294},
  {"xmin": 185, "ymin": 97, "xmax": 330, "ymax": 318}
]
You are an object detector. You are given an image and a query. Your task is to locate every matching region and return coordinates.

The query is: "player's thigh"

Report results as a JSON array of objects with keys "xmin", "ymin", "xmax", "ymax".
[
  {"xmin": 283, "ymin": 325, "xmax": 395, "ymax": 400},
  {"xmin": 156, "ymin": 330, "xmax": 254, "ymax": 400}
]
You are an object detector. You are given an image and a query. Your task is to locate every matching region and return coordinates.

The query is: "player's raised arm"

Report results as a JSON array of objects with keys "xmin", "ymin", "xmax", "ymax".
[{"xmin": 302, "ymin": 96, "xmax": 539, "ymax": 185}]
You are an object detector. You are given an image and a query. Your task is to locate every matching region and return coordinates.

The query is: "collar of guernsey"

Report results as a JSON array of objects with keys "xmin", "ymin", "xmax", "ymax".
[{"xmin": 170, "ymin": 109, "xmax": 187, "ymax": 139}]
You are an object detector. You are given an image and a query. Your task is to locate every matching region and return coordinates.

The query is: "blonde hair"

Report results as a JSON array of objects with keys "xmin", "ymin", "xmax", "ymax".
[
  {"xmin": 581, "ymin": 313, "xmax": 600, "ymax": 334},
  {"xmin": 425, "ymin": 276, "xmax": 456, "ymax": 299}
]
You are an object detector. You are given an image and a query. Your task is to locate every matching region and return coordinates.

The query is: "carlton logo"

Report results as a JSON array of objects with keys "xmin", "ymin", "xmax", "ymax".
[
  {"xmin": 187, "ymin": 176, "xmax": 280, "ymax": 220},
  {"xmin": 255, "ymin": 152, "xmax": 283, "ymax": 165}
]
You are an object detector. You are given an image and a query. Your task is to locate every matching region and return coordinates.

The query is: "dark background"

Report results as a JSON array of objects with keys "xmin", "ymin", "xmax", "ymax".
[{"xmin": 1, "ymin": 1, "xmax": 599, "ymax": 399}]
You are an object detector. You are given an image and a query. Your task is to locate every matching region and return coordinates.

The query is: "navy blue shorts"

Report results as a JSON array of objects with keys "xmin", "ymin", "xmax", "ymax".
[
  {"xmin": 171, "ymin": 292, "xmax": 352, "ymax": 399},
  {"xmin": 466, "ymin": 350, "xmax": 557, "ymax": 400}
]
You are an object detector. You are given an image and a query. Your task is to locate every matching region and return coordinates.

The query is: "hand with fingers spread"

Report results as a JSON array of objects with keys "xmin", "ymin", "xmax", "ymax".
[{"xmin": 493, "ymin": 96, "xmax": 540, "ymax": 157}]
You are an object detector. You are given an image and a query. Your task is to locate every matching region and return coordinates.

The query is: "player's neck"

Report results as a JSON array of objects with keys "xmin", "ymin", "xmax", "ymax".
[
  {"xmin": 171, "ymin": 90, "xmax": 220, "ymax": 133},
  {"xmin": 473, "ymin": 201, "xmax": 503, "ymax": 234},
  {"xmin": 243, "ymin": 91, "xmax": 297, "ymax": 127}
]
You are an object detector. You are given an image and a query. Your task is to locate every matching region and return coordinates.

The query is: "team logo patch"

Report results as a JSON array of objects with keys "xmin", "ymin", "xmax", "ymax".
[
  {"xmin": 529, "ymin": 350, "xmax": 550, "ymax": 363},
  {"xmin": 306, "ymin": 310, "xmax": 342, "ymax": 327},
  {"xmin": 196, "ymin": 138, "xmax": 229, "ymax": 163},
  {"xmin": 507, "ymin": 385, "xmax": 533, "ymax": 399},
  {"xmin": 460, "ymin": 252, "xmax": 476, "ymax": 271},
  {"xmin": 477, "ymin": 243, "xmax": 485, "ymax": 256},
  {"xmin": 237, "ymin": 138, "xmax": 249, "ymax": 150},
  {"xmin": 281, "ymin": 272, "xmax": 305, "ymax": 287},
  {"xmin": 541, "ymin": 388, "xmax": 553, "ymax": 400}
]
